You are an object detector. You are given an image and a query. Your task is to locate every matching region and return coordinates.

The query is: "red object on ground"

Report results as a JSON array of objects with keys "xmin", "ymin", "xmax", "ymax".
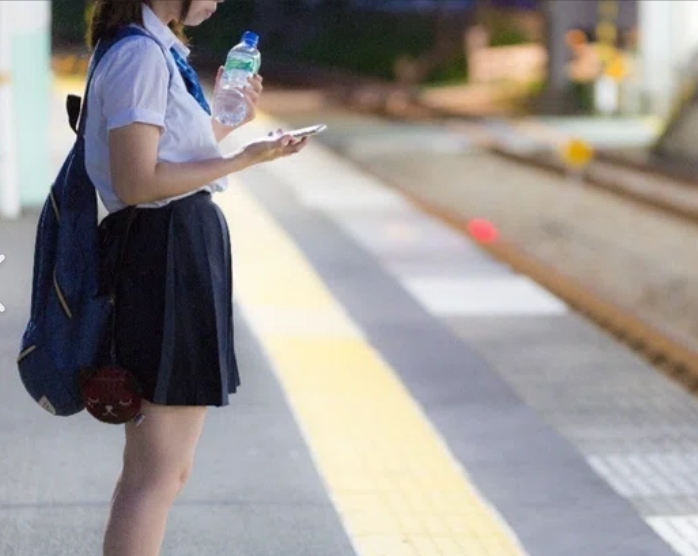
[{"xmin": 467, "ymin": 219, "xmax": 499, "ymax": 243}]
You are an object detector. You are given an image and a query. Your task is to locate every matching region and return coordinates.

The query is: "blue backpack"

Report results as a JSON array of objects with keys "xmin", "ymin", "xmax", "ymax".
[{"xmin": 17, "ymin": 27, "xmax": 165, "ymax": 417}]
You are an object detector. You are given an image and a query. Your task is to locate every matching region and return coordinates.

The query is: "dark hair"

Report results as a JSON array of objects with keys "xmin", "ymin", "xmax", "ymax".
[{"xmin": 86, "ymin": 0, "xmax": 193, "ymax": 49}]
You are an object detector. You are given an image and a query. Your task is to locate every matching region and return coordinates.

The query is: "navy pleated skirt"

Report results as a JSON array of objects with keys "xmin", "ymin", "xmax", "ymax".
[{"xmin": 98, "ymin": 191, "xmax": 240, "ymax": 407}]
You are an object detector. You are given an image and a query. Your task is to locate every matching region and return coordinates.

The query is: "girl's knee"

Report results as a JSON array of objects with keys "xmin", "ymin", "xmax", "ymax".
[
  {"xmin": 164, "ymin": 465, "xmax": 191, "ymax": 499},
  {"xmin": 121, "ymin": 458, "xmax": 194, "ymax": 503},
  {"xmin": 179, "ymin": 464, "xmax": 193, "ymax": 487}
]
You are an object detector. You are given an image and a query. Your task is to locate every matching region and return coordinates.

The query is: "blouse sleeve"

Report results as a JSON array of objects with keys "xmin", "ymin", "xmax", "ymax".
[{"xmin": 99, "ymin": 36, "xmax": 170, "ymax": 132}]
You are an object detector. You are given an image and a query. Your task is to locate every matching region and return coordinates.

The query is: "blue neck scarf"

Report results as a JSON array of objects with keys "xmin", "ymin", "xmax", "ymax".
[{"xmin": 170, "ymin": 48, "xmax": 212, "ymax": 115}]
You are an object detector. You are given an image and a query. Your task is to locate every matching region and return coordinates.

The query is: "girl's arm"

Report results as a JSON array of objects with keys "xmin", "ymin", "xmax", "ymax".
[{"xmin": 109, "ymin": 123, "xmax": 306, "ymax": 206}]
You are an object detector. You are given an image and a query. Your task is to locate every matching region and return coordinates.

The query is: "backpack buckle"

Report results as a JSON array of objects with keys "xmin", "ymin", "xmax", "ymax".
[{"xmin": 66, "ymin": 95, "xmax": 82, "ymax": 135}]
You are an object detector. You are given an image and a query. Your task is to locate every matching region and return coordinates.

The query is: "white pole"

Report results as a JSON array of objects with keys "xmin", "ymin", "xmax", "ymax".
[
  {"xmin": 638, "ymin": 0, "xmax": 674, "ymax": 118},
  {"xmin": 0, "ymin": 1, "xmax": 20, "ymax": 219},
  {"xmin": 671, "ymin": 0, "xmax": 698, "ymax": 75}
]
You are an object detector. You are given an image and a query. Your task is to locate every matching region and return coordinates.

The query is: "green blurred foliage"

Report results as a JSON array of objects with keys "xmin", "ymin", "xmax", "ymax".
[
  {"xmin": 483, "ymin": 11, "xmax": 530, "ymax": 47},
  {"xmin": 52, "ymin": 0, "xmax": 90, "ymax": 46},
  {"xmin": 51, "ymin": 1, "xmax": 468, "ymax": 84},
  {"xmin": 427, "ymin": 53, "xmax": 468, "ymax": 85},
  {"xmin": 489, "ymin": 25, "xmax": 529, "ymax": 47},
  {"xmin": 295, "ymin": 12, "xmax": 435, "ymax": 80},
  {"xmin": 568, "ymin": 81, "xmax": 595, "ymax": 113}
]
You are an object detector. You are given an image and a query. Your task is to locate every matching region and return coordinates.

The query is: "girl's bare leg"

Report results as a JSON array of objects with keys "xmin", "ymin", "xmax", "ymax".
[{"xmin": 103, "ymin": 400, "xmax": 207, "ymax": 556}]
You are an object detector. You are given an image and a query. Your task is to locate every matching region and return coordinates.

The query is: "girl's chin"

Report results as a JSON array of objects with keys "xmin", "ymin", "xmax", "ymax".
[{"xmin": 185, "ymin": 12, "xmax": 214, "ymax": 26}]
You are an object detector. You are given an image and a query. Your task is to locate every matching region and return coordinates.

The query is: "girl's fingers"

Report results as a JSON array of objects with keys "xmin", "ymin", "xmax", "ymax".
[
  {"xmin": 245, "ymin": 90, "xmax": 260, "ymax": 105},
  {"xmin": 293, "ymin": 137, "xmax": 309, "ymax": 151},
  {"xmin": 248, "ymin": 75, "xmax": 264, "ymax": 94},
  {"xmin": 280, "ymin": 134, "xmax": 293, "ymax": 147},
  {"xmin": 284, "ymin": 136, "xmax": 308, "ymax": 153}
]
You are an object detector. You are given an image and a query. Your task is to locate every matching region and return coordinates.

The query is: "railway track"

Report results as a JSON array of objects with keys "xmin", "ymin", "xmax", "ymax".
[
  {"xmin": 384, "ymin": 102, "xmax": 698, "ymax": 226},
  {"xmin": 488, "ymin": 145, "xmax": 698, "ymax": 226},
  {"xmin": 393, "ymin": 185, "xmax": 698, "ymax": 394}
]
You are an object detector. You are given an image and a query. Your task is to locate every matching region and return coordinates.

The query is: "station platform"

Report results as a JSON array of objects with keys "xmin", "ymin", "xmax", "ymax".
[{"xmin": 0, "ymin": 87, "xmax": 696, "ymax": 556}]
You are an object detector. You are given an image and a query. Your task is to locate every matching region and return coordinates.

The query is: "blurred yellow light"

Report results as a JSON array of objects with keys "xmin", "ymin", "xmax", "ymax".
[
  {"xmin": 560, "ymin": 139, "xmax": 594, "ymax": 169},
  {"xmin": 605, "ymin": 55, "xmax": 627, "ymax": 81}
]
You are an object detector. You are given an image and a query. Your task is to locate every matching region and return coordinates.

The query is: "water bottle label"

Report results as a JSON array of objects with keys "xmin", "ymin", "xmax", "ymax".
[{"xmin": 225, "ymin": 58, "xmax": 255, "ymax": 74}]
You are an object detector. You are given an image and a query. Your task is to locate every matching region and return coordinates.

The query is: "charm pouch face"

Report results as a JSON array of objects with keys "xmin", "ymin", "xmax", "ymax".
[{"xmin": 80, "ymin": 366, "xmax": 142, "ymax": 424}]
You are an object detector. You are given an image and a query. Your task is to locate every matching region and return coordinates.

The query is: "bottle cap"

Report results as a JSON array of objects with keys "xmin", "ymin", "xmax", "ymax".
[{"xmin": 242, "ymin": 31, "xmax": 259, "ymax": 48}]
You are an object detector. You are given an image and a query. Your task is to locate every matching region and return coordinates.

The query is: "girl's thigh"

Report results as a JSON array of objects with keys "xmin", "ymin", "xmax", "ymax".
[{"xmin": 123, "ymin": 401, "xmax": 207, "ymax": 479}]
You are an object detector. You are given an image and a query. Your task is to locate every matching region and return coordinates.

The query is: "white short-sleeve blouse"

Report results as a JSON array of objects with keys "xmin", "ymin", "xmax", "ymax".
[{"xmin": 84, "ymin": 5, "xmax": 227, "ymax": 213}]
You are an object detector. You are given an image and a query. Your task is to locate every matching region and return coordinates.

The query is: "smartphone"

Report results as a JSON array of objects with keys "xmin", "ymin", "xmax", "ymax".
[{"xmin": 288, "ymin": 124, "xmax": 327, "ymax": 139}]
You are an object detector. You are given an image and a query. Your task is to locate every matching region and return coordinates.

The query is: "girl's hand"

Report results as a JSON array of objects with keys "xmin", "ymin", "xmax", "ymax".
[
  {"xmin": 211, "ymin": 68, "xmax": 264, "ymax": 142},
  {"xmin": 241, "ymin": 129, "xmax": 308, "ymax": 165}
]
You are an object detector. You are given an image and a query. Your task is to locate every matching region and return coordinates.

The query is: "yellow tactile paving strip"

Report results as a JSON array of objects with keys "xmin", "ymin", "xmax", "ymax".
[{"xmin": 219, "ymin": 182, "xmax": 528, "ymax": 556}]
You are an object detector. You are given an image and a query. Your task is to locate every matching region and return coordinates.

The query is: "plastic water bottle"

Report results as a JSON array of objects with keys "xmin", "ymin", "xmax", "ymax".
[{"xmin": 213, "ymin": 31, "xmax": 261, "ymax": 126}]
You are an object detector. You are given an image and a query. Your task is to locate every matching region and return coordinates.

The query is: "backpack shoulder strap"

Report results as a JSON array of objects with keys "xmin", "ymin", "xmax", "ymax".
[{"xmin": 70, "ymin": 26, "xmax": 171, "ymax": 136}]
